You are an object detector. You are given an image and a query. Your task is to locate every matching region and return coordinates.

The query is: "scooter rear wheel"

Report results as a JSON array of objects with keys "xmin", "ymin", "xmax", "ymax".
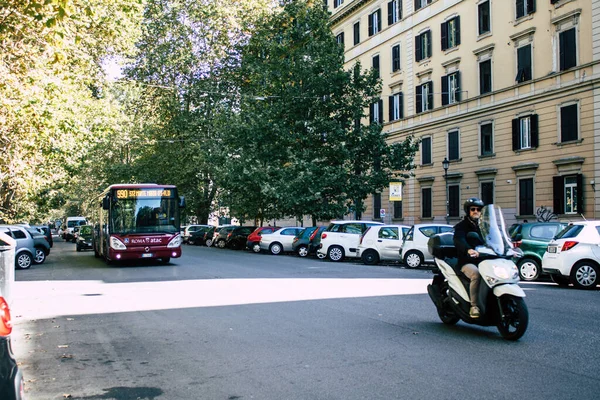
[
  {"xmin": 437, "ymin": 306, "xmax": 459, "ymax": 325},
  {"xmin": 496, "ymin": 295, "xmax": 528, "ymax": 341}
]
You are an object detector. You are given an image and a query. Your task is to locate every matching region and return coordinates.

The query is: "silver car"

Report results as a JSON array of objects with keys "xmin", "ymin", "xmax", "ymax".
[
  {"xmin": 0, "ymin": 225, "xmax": 36, "ymax": 269},
  {"xmin": 259, "ymin": 227, "xmax": 305, "ymax": 255}
]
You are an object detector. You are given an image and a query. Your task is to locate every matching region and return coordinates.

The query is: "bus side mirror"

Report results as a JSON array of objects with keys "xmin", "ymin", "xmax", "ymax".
[
  {"xmin": 179, "ymin": 196, "xmax": 186, "ymax": 208},
  {"xmin": 102, "ymin": 196, "xmax": 110, "ymax": 210}
]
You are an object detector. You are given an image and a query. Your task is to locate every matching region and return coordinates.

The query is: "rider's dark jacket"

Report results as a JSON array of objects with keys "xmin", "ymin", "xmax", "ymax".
[{"xmin": 453, "ymin": 217, "xmax": 483, "ymax": 269}]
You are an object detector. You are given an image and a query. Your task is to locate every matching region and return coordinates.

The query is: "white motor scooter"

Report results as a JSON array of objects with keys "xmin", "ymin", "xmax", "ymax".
[{"xmin": 427, "ymin": 204, "xmax": 528, "ymax": 341}]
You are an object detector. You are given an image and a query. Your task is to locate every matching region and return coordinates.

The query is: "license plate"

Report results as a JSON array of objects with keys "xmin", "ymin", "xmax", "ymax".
[
  {"xmin": 548, "ymin": 247, "xmax": 557, "ymax": 253},
  {"xmin": 141, "ymin": 253, "xmax": 153, "ymax": 258}
]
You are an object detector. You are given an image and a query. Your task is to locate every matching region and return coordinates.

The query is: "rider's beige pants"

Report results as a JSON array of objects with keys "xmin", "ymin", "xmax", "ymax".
[{"xmin": 461, "ymin": 264, "xmax": 480, "ymax": 308}]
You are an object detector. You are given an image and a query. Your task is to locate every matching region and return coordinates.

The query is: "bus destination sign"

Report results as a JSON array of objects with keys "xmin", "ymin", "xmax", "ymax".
[{"xmin": 116, "ymin": 189, "xmax": 172, "ymax": 199}]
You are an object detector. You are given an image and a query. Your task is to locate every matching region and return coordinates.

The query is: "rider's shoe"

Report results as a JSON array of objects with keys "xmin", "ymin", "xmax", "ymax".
[{"xmin": 469, "ymin": 306, "xmax": 481, "ymax": 318}]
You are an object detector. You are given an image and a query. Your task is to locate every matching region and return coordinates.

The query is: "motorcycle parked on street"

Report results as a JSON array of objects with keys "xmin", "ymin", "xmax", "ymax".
[{"xmin": 427, "ymin": 204, "xmax": 529, "ymax": 340}]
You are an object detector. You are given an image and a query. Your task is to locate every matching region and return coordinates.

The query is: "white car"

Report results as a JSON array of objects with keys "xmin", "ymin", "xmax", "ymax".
[
  {"xmin": 542, "ymin": 221, "xmax": 600, "ymax": 289},
  {"xmin": 259, "ymin": 227, "xmax": 305, "ymax": 255},
  {"xmin": 401, "ymin": 224, "xmax": 453, "ymax": 268},
  {"xmin": 356, "ymin": 224, "xmax": 411, "ymax": 265},
  {"xmin": 317, "ymin": 220, "xmax": 384, "ymax": 262},
  {"xmin": 183, "ymin": 224, "xmax": 211, "ymax": 243}
]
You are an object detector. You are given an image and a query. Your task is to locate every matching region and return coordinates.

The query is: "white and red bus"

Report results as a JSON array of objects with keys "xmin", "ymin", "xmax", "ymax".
[{"xmin": 93, "ymin": 184, "xmax": 185, "ymax": 264}]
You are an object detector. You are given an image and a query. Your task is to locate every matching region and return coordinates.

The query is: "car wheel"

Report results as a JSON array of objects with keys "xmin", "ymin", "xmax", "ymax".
[
  {"xmin": 16, "ymin": 252, "xmax": 33, "ymax": 270},
  {"xmin": 361, "ymin": 249, "xmax": 379, "ymax": 265},
  {"xmin": 550, "ymin": 274, "xmax": 570, "ymax": 287},
  {"xmin": 327, "ymin": 246, "xmax": 344, "ymax": 262},
  {"xmin": 517, "ymin": 258, "xmax": 541, "ymax": 281},
  {"xmin": 188, "ymin": 238, "xmax": 195, "ymax": 245},
  {"xmin": 270, "ymin": 243, "xmax": 283, "ymax": 255},
  {"xmin": 161, "ymin": 257, "xmax": 171, "ymax": 264},
  {"xmin": 217, "ymin": 239, "xmax": 226, "ymax": 249},
  {"xmin": 205, "ymin": 239, "xmax": 213, "ymax": 247},
  {"xmin": 297, "ymin": 245, "xmax": 309, "ymax": 257},
  {"xmin": 570, "ymin": 261, "xmax": 599, "ymax": 290},
  {"xmin": 76, "ymin": 245, "xmax": 81, "ymax": 252},
  {"xmin": 404, "ymin": 250, "xmax": 423, "ymax": 268},
  {"xmin": 34, "ymin": 248, "xmax": 46, "ymax": 264},
  {"xmin": 252, "ymin": 243, "xmax": 261, "ymax": 253}
]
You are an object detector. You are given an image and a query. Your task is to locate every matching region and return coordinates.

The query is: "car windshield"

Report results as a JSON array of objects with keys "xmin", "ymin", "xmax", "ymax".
[
  {"xmin": 79, "ymin": 226, "xmax": 92, "ymax": 235},
  {"xmin": 110, "ymin": 197, "xmax": 179, "ymax": 234}
]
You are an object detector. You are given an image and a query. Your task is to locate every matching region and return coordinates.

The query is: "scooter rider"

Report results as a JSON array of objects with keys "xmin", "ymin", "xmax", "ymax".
[{"xmin": 453, "ymin": 197, "xmax": 485, "ymax": 318}]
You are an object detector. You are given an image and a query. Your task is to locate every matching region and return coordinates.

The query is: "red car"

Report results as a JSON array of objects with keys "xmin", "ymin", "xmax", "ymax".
[{"xmin": 246, "ymin": 227, "xmax": 282, "ymax": 253}]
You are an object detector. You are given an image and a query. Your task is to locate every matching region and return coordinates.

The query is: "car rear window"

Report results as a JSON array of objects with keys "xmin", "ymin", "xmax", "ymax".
[
  {"xmin": 419, "ymin": 227, "xmax": 437, "ymax": 237},
  {"xmin": 556, "ymin": 224, "xmax": 584, "ymax": 239},
  {"xmin": 529, "ymin": 224, "xmax": 561, "ymax": 240}
]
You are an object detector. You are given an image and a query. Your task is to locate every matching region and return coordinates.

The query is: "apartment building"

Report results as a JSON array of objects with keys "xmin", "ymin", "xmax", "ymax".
[{"xmin": 328, "ymin": 0, "xmax": 600, "ymax": 226}]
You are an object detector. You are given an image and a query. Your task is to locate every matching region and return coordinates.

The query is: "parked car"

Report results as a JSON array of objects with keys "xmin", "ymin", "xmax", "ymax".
[
  {"xmin": 542, "ymin": 221, "xmax": 600, "ymax": 289},
  {"xmin": 76, "ymin": 225, "xmax": 94, "ymax": 252},
  {"xmin": 25, "ymin": 227, "xmax": 51, "ymax": 264},
  {"xmin": 31, "ymin": 225, "xmax": 53, "ymax": 248},
  {"xmin": 203, "ymin": 226, "xmax": 224, "ymax": 247},
  {"xmin": 183, "ymin": 224, "xmax": 211, "ymax": 244},
  {"xmin": 0, "ymin": 232, "xmax": 25, "ymax": 400},
  {"xmin": 510, "ymin": 222, "xmax": 568, "ymax": 281},
  {"xmin": 292, "ymin": 226, "xmax": 326, "ymax": 257},
  {"xmin": 246, "ymin": 227, "xmax": 282, "ymax": 253},
  {"xmin": 400, "ymin": 224, "xmax": 454, "ymax": 268},
  {"xmin": 356, "ymin": 224, "xmax": 411, "ymax": 265},
  {"xmin": 224, "ymin": 226, "xmax": 257, "ymax": 250},
  {"xmin": 0, "ymin": 225, "xmax": 36, "ymax": 269},
  {"xmin": 213, "ymin": 226, "xmax": 238, "ymax": 249},
  {"xmin": 317, "ymin": 220, "xmax": 384, "ymax": 262},
  {"xmin": 259, "ymin": 227, "xmax": 305, "ymax": 255},
  {"xmin": 188, "ymin": 226, "xmax": 214, "ymax": 246}
]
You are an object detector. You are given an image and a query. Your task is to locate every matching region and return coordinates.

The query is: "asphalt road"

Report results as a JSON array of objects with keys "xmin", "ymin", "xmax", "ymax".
[{"xmin": 10, "ymin": 239, "xmax": 600, "ymax": 400}]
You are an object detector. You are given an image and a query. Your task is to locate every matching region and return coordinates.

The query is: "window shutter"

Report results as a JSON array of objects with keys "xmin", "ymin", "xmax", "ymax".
[
  {"xmin": 372, "ymin": 55, "xmax": 380, "ymax": 73},
  {"xmin": 414, "ymin": 0, "xmax": 420, "ymax": 11},
  {"xmin": 441, "ymin": 21, "xmax": 448, "ymax": 51},
  {"xmin": 378, "ymin": 99, "xmax": 384, "ymax": 123},
  {"xmin": 455, "ymin": 72, "xmax": 461, "ymax": 102},
  {"xmin": 354, "ymin": 22, "xmax": 360, "ymax": 45},
  {"xmin": 553, "ymin": 175, "xmax": 565, "ymax": 214},
  {"xmin": 531, "ymin": 114, "xmax": 539, "ymax": 148},
  {"xmin": 576, "ymin": 173, "xmax": 583, "ymax": 214},
  {"xmin": 455, "ymin": 16, "xmax": 461, "ymax": 46},
  {"xmin": 527, "ymin": 0, "xmax": 535, "ymax": 14},
  {"xmin": 415, "ymin": 36, "xmax": 422, "ymax": 62},
  {"xmin": 559, "ymin": 29, "xmax": 566, "ymax": 71},
  {"xmin": 377, "ymin": 9, "xmax": 382, "ymax": 32},
  {"xmin": 369, "ymin": 103, "xmax": 375, "ymax": 124},
  {"xmin": 512, "ymin": 118, "xmax": 520, "ymax": 150},
  {"xmin": 388, "ymin": 1, "xmax": 394, "ymax": 25},
  {"xmin": 516, "ymin": 0, "xmax": 525, "ymax": 18},
  {"xmin": 392, "ymin": 45, "xmax": 400, "ymax": 71},
  {"xmin": 427, "ymin": 81, "xmax": 434, "ymax": 110},
  {"xmin": 389, "ymin": 96, "xmax": 395, "ymax": 121},
  {"xmin": 368, "ymin": 14, "xmax": 373, "ymax": 36},
  {"xmin": 416, "ymin": 85, "xmax": 422, "ymax": 113},
  {"xmin": 560, "ymin": 29, "xmax": 576, "ymax": 71},
  {"xmin": 427, "ymin": 31, "xmax": 432, "ymax": 57},
  {"xmin": 399, "ymin": 93, "xmax": 404, "ymax": 118},
  {"xmin": 561, "ymin": 104, "xmax": 578, "ymax": 142},
  {"xmin": 441, "ymin": 75, "xmax": 449, "ymax": 106}
]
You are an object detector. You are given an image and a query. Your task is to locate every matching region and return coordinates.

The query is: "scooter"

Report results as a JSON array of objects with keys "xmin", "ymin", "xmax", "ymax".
[{"xmin": 426, "ymin": 204, "xmax": 529, "ymax": 341}]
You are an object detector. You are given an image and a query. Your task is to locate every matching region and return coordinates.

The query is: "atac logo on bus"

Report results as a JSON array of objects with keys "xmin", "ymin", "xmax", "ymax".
[{"xmin": 130, "ymin": 237, "xmax": 163, "ymax": 245}]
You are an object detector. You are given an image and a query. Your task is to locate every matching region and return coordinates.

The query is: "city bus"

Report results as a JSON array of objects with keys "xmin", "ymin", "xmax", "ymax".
[{"xmin": 93, "ymin": 184, "xmax": 185, "ymax": 264}]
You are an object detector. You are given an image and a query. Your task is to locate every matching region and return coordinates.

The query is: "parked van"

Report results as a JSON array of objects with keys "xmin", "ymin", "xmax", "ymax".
[{"xmin": 62, "ymin": 216, "xmax": 87, "ymax": 241}]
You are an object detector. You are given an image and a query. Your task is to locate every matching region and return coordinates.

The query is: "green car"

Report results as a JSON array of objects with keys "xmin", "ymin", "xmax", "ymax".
[
  {"xmin": 76, "ymin": 225, "xmax": 94, "ymax": 252},
  {"xmin": 510, "ymin": 222, "xmax": 567, "ymax": 281}
]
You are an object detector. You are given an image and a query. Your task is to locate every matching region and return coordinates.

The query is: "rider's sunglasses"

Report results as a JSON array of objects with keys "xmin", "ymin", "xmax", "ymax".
[{"xmin": 470, "ymin": 207, "xmax": 482, "ymax": 212}]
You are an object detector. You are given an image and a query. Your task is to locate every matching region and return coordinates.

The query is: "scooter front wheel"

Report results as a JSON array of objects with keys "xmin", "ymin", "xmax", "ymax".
[{"xmin": 496, "ymin": 295, "xmax": 528, "ymax": 341}]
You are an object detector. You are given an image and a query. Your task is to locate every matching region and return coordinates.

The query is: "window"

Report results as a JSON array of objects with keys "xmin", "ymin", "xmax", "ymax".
[
  {"xmin": 553, "ymin": 174, "xmax": 583, "ymax": 214},
  {"xmin": 379, "ymin": 227, "xmax": 399, "ymax": 240},
  {"xmin": 421, "ymin": 137, "xmax": 432, "ymax": 165},
  {"xmin": 336, "ymin": 32, "xmax": 345, "ymax": 46},
  {"xmin": 393, "ymin": 200, "xmax": 403, "ymax": 219},
  {"xmin": 369, "ymin": 99, "xmax": 384, "ymax": 124},
  {"xmin": 516, "ymin": 44, "xmax": 532, "ymax": 83},
  {"xmin": 519, "ymin": 178, "xmax": 534, "ymax": 215},
  {"xmin": 422, "ymin": 187, "xmax": 432, "ymax": 218},
  {"xmin": 448, "ymin": 184, "xmax": 460, "ymax": 217},
  {"xmin": 415, "ymin": 0, "xmax": 432, "ymax": 11},
  {"xmin": 516, "ymin": 0, "xmax": 535, "ymax": 19},
  {"xmin": 334, "ymin": 0, "xmax": 344, "ymax": 8},
  {"xmin": 372, "ymin": 54, "xmax": 380, "ymax": 78},
  {"xmin": 416, "ymin": 81, "xmax": 433, "ymax": 113},
  {"xmin": 559, "ymin": 27, "xmax": 576, "ymax": 71},
  {"xmin": 373, "ymin": 193, "xmax": 382, "ymax": 220},
  {"xmin": 480, "ymin": 122, "xmax": 493, "ymax": 156},
  {"xmin": 448, "ymin": 130, "xmax": 460, "ymax": 161},
  {"xmin": 478, "ymin": 1, "xmax": 491, "ymax": 35},
  {"xmin": 353, "ymin": 21, "xmax": 360, "ymax": 45},
  {"xmin": 479, "ymin": 59, "xmax": 492, "ymax": 94},
  {"xmin": 391, "ymin": 44, "xmax": 401, "ymax": 72},
  {"xmin": 441, "ymin": 16, "xmax": 461, "ymax": 51},
  {"xmin": 368, "ymin": 9, "xmax": 382, "ymax": 36},
  {"xmin": 388, "ymin": 92, "xmax": 403, "ymax": 121},
  {"xmin": 388, "ymin": 1, "xmax": 402, "ymax": 25},
  {"xmin": 481, "ymin": 181, "xmax": 494, "ymax": 205},
  {"xmin": 415, "ymin": 30, "xmax": 432, "ymax": 61},
  {"xmin": 442, "ymin": 72, "xmax": 461, "ymax": 105},
  {"xmin": 560, "ymin": 103, "xmax": 578, "ymax": 143},
  {"xmin": 512, "ymin": 114, "xmax": 538, "ymax": 150}
]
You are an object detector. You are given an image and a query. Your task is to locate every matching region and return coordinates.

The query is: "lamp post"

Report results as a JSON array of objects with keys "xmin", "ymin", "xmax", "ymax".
[{"xmin": 442, "ymin": 158, "xmax": 450, "ymax": 224}]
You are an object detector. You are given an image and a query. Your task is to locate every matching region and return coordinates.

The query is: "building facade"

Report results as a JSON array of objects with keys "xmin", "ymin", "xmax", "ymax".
[{"xmin": 328, "ymin": 0, "xmax": 600, "ymax": 227}]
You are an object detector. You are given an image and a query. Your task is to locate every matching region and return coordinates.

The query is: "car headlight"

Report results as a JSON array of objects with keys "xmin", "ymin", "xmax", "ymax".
[
  {"xmin": 110, "ymin": 236, "xmax": 126, "ymax": 250},
  {"xmin": 167, "ymin": 235, "xmax": 182, "ymax": 248}
]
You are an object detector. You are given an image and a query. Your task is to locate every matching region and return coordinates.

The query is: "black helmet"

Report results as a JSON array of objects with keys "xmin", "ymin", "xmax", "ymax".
[{"xmin": 464, "ymin": 197, "xmax": 484, "ymax": 215}]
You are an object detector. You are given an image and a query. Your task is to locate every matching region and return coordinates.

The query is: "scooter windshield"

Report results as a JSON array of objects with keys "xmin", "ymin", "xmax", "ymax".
[{"xmin": 479, "ymin": 204, "xmax": 514, "ymax": 257}]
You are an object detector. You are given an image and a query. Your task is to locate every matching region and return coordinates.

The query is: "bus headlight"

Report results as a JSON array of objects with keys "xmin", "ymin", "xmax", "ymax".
[
  {"xmin": 167, "ymin": 235, "xmax": 182, "ymax": 248},
  {"xmin": 110, "ymin": 236, "xmax": 127, "ymax": 250}
]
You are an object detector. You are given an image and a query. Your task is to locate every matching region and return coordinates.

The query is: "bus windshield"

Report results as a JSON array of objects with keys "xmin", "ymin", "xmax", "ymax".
[{"xmin": 110, "ymin": 197, "xmax": 180, "ymax": 234}]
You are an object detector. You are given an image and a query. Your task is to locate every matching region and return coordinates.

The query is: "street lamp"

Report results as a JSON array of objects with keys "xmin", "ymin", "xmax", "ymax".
[{"xmin": 442, "ymin": 158, "xmax": 450, "ymax": 224}]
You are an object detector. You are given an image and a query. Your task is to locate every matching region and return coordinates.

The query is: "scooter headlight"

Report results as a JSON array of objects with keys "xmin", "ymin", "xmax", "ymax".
[{"xmin": 493, "ymin": 265, "xmax": 510, "ymax": 280}]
